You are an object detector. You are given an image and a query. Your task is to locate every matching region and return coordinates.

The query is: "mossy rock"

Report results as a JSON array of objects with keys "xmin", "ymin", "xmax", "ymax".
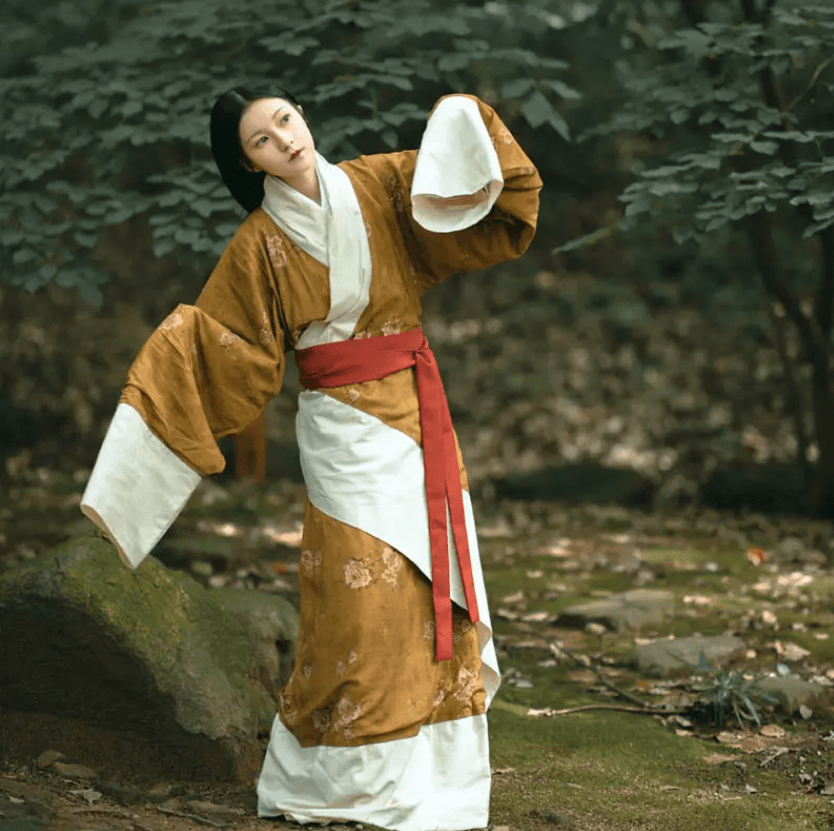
[{"xmin": 0, "ymin": 534, "xmax": 298, "ymax": 783}]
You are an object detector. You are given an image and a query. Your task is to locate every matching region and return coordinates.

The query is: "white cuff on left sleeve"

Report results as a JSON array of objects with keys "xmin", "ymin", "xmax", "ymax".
[
  {"xmin": 80, "ymin": 402, "xmax": 201, "ymax": 570},
  {"xmin": 411, "ymin": 96, "xmax": 504, "ymax": 233}
]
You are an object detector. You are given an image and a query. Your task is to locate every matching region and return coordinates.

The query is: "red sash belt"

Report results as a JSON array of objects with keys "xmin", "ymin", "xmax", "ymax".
[{"xmin": 295, "ymin": 327, "xmax": 479, "ymax": 661}]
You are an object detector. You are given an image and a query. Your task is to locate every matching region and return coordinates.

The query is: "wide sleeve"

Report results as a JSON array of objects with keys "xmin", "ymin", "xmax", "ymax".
[
  {"xmin": 373, "ymin": 94, "xmax": 541, "ymax": 290},
  {"xmin": 81, "ymin": 218, "xmax": 287, "ymax": 569}
]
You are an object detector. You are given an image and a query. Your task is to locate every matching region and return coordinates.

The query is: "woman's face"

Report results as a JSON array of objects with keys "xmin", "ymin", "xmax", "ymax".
[{"xmin": 239, "ymin": 97, "xmax": 315, "ymax": 180}]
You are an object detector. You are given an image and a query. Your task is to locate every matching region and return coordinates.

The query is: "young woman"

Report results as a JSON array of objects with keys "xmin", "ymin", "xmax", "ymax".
[{"xmin": 81, "ymin": 84, "xmax": 541, "ymax": 830}]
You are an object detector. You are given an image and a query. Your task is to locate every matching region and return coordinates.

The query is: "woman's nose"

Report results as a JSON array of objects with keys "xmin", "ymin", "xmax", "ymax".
[{"xmin": 271, "ymin": 128, "xmax": 292, "ymax": 150}]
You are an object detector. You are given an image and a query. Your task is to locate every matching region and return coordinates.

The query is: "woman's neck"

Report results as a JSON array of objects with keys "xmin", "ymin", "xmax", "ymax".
[{"xmin": 282, "ymin": 168, "xmax": 321, "ymax": 205}]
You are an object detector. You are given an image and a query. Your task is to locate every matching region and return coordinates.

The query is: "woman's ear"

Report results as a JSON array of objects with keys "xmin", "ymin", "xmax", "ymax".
[{"xmin": 241, "ymin": 156, "xmax": 260, "ymax": 173}]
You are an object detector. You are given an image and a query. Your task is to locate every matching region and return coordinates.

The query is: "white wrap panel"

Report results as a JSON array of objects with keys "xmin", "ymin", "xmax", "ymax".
[{"xmin": 257, "ymin": 714, "xmax": 490, "ymax": 830}]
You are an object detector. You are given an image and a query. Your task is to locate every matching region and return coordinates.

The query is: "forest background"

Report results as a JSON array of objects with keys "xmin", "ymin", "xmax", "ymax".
[{"xmin": 1, "ymin": 0, "xmax": 833, "ymax": 523}]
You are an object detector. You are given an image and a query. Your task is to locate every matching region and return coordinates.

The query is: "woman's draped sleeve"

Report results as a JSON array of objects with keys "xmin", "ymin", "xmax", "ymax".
[
  {"xmin": 356, "ymin": 94, "xmax": 542, "ymax": 290},
  {"xmin": 81, "ymin": 219, "xmax": 287, "ymax": 569}
]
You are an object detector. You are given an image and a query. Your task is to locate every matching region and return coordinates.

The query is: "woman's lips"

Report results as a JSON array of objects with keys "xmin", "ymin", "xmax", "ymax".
[{"xmin": 290, "ymin": 149, "xmax": 302, "ymax": 160}]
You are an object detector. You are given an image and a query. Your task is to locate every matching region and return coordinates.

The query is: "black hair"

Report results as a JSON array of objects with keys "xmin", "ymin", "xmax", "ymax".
[{"xmin": 210, "ymin": 85, "xmax": 303, "ymax": 213}]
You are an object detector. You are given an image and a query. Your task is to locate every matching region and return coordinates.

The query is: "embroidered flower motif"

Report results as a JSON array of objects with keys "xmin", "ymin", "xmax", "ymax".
[
  {"xmin": 219, "ymin": 331, "xmax": 243, "ymax": 347},
  {"xmin": 344, "ymin": 558, "xmax": 373, "ymax": 589},
  {"xmin": 301, "ymin": 662, "xmax": 313, "ymax": 679},
  {"xmin": 433, "ymin": 688, "xmax": 447, "ymax": 707},
  {"xmin": 453, "ymin": 617, "xmax": 474, "ymax": 643},
  {"xmin": 159, "ymin": 312, "xmax": 183, "ymax": 332},
  {"xmin": 380, "ymin": 317, "xmax": 404, "ymax": 336},
  {"xmin": 421, "ymin": 619, "xmax": 436, "ymax": 642},
  {"xmin": 453, "ymin": 667, "xmax": 481, "ymax": 702},
  {"xmin": 346, "ymin": 388, "xmax": 360, "ymax": 403},
  {"xmin": 386, "ymin": 174, "xmax": 406, "ymax": 213},
  {"xmin": 266, "ymin": 234, "xmax": 288, "ymax": 267},
  {"xmin": 259, "ymin": 310, "xmax": 274, "ymax": 346},
  {"xmin": 312, "ymin": 708, "xmax": 330, "ymax": 732},
  {"xmin": 300, "ymin": 549, "xmax": 322, "ymax": 576},
  {"xmin": 332, "ymin": 694, "xmax": 364, "ymax": 739},
  {"xmin": 336, "ymin": 650, "xmax": 358, "ymax": 678},
  {"xmin": 381, "ymin": 546, "xmax": 402, "ymax": 587},
  {"xmin": 491, "ymin": 127, "xmax": 513, "ymax": 146}
]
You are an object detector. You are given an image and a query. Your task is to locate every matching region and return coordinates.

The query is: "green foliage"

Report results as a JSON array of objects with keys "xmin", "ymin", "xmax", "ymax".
[
  {"xmin": 0, "ymin": 0, "xmax": 574, "ymax": 300},
  {"xmin": 560, "ymin": 2, "xmax": 834, "ymax": 249},
  {"xmin": 692, "ymin": 653, "xmax": 777, "ymax": 729}
]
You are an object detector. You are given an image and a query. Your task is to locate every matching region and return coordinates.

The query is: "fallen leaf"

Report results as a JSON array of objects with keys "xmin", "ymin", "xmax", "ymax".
[
  {"xmin": 773, "ymin": 641, "xmax": 811, "ymax": 661},
  {"xmin": 759, "ymin": 724, "xmax": 785, "ymax": 738},
  {"xmin": 683, "ymin": 595, "xmax": 714, "ymax": 606},
  {"xmin": 703, "ymin": 753, "xmax": 736, "ymax": 765},
  {"xmin": 746, "ymin": 547, "xmax": 768, "ymax": 565}
]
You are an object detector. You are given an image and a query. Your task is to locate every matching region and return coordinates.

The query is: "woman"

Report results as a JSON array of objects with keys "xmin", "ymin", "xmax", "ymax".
[{"xmin": 81, "ymin": 84, "xmax": 541, "ymax": 829}]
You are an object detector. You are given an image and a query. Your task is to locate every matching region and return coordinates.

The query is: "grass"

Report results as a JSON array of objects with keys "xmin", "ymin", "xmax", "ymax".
[
  {"xmin": 478, "ymin": 523, "xmax": 834, "ymax": 831},
  {"xmin": 488, "ymin": 706, "xmax": 831, "ymax": 830}
]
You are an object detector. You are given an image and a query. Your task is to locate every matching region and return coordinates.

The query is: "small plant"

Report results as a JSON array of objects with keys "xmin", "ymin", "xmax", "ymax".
[{"xmin": 691, "ymin": 653, "xmax": 777, "ymax": 729}]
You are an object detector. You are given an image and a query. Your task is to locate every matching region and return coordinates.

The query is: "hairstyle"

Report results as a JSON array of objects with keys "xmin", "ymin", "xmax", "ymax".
[{"xmin": 210, "ymin": 85, "xmax": 303, "ymax": 213}]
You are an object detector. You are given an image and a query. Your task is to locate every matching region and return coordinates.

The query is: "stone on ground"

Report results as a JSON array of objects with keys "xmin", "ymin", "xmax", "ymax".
[
  {"xmin": 556, "ymin": 589, "xmax": 675, "ymax": 631},
  {"xmin": 0, "ymin": 535, "xmax": 298, "ymax": 783},
  {"xmin": 757, "ymin": 675, "xmax": 832, "ymax": 715},
  {"xmin": 629, "ymin": 634, "xmax": 747, "ymax": 676}
]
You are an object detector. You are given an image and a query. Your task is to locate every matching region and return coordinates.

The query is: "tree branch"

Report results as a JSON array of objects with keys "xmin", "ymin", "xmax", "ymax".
[
  {"xmin": 767, "ymin": 302, "xmax": 812, "ymax": 483},
  {"xmin": 546, "ymin": 703, "xmax": 689, "ymax": 717},
  {"xmin": 787, "ymin": 55, "xmax": 834, "ymax": 112},
  {"xmin": 748, "ymin": 211, "xmax": 830, "ymax": 374}
]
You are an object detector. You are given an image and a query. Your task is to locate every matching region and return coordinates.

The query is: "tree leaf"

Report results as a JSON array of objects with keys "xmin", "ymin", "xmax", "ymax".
[{"xmin": 522, "ymin": 91, "xmax": 554, "ymax": 129}]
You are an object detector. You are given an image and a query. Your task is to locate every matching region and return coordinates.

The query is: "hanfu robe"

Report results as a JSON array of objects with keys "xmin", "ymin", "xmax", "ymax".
[{"xmin": 81, "ymin": 94, "xmax": 541, "ymax": 831}]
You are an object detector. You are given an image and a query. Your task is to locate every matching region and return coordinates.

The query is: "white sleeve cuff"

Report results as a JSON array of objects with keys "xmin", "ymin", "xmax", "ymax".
[
  {"xmin": 80, "ymin": 402, "xmax": 201, "ymax": 569},
  {"xmin": 411, "ymin": 96, "xmax": 504, "ymax": 233}
]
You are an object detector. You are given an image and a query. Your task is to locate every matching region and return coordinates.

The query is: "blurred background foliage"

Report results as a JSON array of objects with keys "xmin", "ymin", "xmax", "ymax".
[{"xmin": 1, "ymin": 0, "xmax": 832, "ymax": 516}]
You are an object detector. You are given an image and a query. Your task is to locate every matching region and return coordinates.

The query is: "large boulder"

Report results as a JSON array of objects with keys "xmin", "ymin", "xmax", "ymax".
[{"xmin": 0, "ymin": 535, "xmax": 297, "ymax": 784}]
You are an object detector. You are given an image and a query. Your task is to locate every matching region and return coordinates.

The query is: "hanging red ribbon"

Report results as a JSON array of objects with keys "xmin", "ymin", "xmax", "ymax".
[{"xmin": 295, "ymin": 328, "xmax": 479, "ymax": 661}]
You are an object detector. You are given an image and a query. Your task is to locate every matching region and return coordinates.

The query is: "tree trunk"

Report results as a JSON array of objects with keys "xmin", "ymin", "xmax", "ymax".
[{"xmin": 809, "ymin": 228, "xmax": 834, "ymax": 519}]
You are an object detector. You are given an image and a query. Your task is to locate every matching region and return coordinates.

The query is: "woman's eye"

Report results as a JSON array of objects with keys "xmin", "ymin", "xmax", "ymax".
[
  {"xmin": 281, "ymin": 113, "xmax": 290, "ymax": 124},
  {"xmin": 256, "ymin": 136, "xmax": 268, "ymax": 146}
]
